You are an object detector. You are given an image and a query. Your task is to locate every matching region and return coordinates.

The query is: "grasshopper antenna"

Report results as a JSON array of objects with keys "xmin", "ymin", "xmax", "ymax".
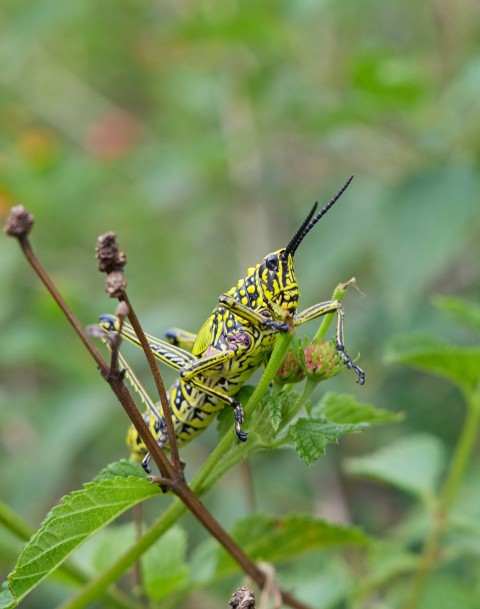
[{"xmin": 284, "ymin": 175, "xmax": 354, "ymax": 258}]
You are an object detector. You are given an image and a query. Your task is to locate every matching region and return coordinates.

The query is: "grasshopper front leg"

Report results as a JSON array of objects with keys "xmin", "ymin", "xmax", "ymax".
[
  {"xmin": 294, "ymin": 300, "xmax": 365, "ymax": 384},
  {"xmin": 218, "ymin": 294, "xmax": 289, "ymax": 332}
]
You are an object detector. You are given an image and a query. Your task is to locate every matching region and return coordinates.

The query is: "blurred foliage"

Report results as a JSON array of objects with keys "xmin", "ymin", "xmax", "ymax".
[{"xmin": 1, "ymin": 0, "xmax": 480, "ymax": 608}]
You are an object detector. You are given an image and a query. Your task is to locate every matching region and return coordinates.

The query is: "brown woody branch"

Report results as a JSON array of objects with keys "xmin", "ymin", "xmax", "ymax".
[
  {"xmin": 95, "ymin": 231, "xmax": 183, "ymax": 473},
  {"xmin": 5, "ymin": 206, "xmax": 313, "ymax": 609}
]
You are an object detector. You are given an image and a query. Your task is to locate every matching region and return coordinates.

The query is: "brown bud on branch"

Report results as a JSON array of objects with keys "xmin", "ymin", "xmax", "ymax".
[
  {"xmin": 96, "ymin": 231, "xmax": 127, "ymax": 297},
  {"xmin": 96, "ymin": 231, "xmax": 127, "ymax": 273},
  {"xmin": 229, "ymin": 587, "xmax": 256, "ymax": 609},
  {"xmin": 4, "ymin": 205, "xmax": 34, "ymax": 238}
]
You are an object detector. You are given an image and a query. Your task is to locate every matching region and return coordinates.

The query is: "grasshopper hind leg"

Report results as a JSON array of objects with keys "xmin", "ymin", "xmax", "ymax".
[{"xmin": 165, "ymin": 327, "xmax": 197, "ymax": 351}]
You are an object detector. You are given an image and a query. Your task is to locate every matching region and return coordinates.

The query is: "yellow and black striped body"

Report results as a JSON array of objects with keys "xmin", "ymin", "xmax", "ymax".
[
  {"xmin": 105, "ymin": 253, "xmax": 291, "ymax": 467},
  {"xmin": 124, "ymin": 320, "xmax": 278, "ymax": 462},
  {"xmin": 99, "ymin": 177, "xmax": 365, "ymax": 472}
]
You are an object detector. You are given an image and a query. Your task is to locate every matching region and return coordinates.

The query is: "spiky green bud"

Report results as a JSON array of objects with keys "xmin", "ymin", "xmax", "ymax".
[
  {"xmin": 275, "ymin": 348, "xmax": 305, "ymax": 384},
  {"xmin": 303, "ymin": 338, "xmax": 343, "ymax": 381}
]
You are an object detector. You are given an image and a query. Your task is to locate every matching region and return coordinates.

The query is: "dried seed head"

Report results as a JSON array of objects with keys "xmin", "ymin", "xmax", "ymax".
[
  {"xmin": 96, "ymin": 231, "xmax": 127, "ymax": 273},
  {"xmin": 5, "ymin": 205, "xmax": 34, "ymax": 238},
  {"xmin": 96, "ymin": 232, "xmax": 127, "ymax": 298},
  {"xmin": 105, "ymin": 270, "xmax": 127, "ymax": 298},
  {"xmin": 115, "ymin": 301, "xmax": 129, "ymax": 318},
  {"xmin": 229, "ymin": 587, "xmax": 256, "ymax": 609}
]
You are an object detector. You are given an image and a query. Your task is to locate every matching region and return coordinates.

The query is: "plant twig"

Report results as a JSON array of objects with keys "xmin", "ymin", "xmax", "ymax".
[
  {"xmin": 122, "ymin": 293, "xmax": 183, "ymax": 473},
  {"xmin": 5, "ymin": 207, "xmax": 106, "ymax": 371},
  {"xmin": 6, "ymin": 209, "xmax": 174, "ymax": 482},
  {"xmin": 95, "ymin": 231, "xmax": 183, "ymax": 473},
  {"xmin": 93, "ymin": 232, "xmax": 313, "ymax": 607},
  {"xmin": 5, "ymin": 206, "xmax": 315, "ymax": 609}
]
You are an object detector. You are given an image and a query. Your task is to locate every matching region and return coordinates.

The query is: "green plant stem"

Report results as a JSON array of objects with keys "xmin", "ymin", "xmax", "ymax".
[
  {"xmin": 402, "ymin": 386, "xmax": 480, "ymax": 609},
  {"xmin": 268, "ymin": 377, "xmax": 319, "ymax": 450},
  {"xmin": 12, "ymin": 218, "xmax": 347, "ymax": 609},
  {"xmin": 441, "ymin": 387, "xmax": 480, "ymax": 510},
  {"xmin": 0, "ymin": 500, "xmax": 34, "ymax": 542},
  {"xmin": 186, "ymin": 330, "xmax": 294, "ymax": 494},
  {"xmin": 10, "ymin": 224, "xmax": 312, "ymax": 609},
  {"xmin": 48, "ymin": 286, "xmax": 341, "ymax": 609},
  {"xmin": 270, "ymin": 281, "xmax": 353, "ymax": 437},
  {"xmin": 295, "ymin": 377, "xmax": 319, "ymax": 410},
  {"xmin": 314, "ymin": 280, "xmax": 351, "ymax": 341},
  {"xmin": 56, "ymin": 331, "xmax": 314, "ymax": 609}
]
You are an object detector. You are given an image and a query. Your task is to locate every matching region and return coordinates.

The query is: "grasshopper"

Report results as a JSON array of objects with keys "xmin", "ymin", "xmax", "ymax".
[{"xmin": 99, "ymin": 176, "xmax": 364, "ymax": 472}]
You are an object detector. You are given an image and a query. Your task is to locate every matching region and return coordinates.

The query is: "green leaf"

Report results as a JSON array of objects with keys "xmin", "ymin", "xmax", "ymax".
[
  {"xmin": 264, "ymin": 391, "xmax": 301, "ymax": 433},
  {"xmin": 7, "ymin": 476, "xmax": 161, "ymax": 606},
  {"xmin": 355, "ymin": 541, "xmax": 417, "ymax": 597},
  {"xmin": 447, "ymin": 515, "xmax": 480, "ymax": 558},
  {"xmin": 344, "ymin": 434, "xmax": 446, "ymax": 502},
  {"xmin": 315, "ymin": 392, "xmax": 401, "ymax": 426},
  {"xmin": 266, "ymin": 394, "xmax": 284, "ymax": 431},
  {"xmin": 0, "ymin": 582, "xmax": 14, "ymax": 609},
  {"xmin": 81, "ymin": 523, "xmax": 137, "ymax": 573},
  {"xmin": 417, "ymin": 574, "xmax": 479, "ymax": 609},
  {"xmin": 217, "ymin": 514, "xmax": 369, "ymax": 574},
  {"xmin": 386, "ymin": 334, "xmax": 480, "ymax": 391},
  {"xmin": 93, "ymin": 459, "xmax": 146, "ymax": 481},
  {"xmin": 142, "ymin": 526, "xmax": 189, "ymax": 602},
  {"xmin": 290, "ymin": 417, "xmax": 367, "ymax": 465},
  {"xmin": 188, "ymin": 540, "xmax": 220, "ymax": 586},
  {"xmin": 280, "ymin": 551, "xmax": 353, "ymax": 609},
  {"xmin": 446, "ymin": 475, "xmax": 480, "ymax": 557},
  {"xmin": 433, "ymin": 296, "xmax": 480, "ymax": 334}
]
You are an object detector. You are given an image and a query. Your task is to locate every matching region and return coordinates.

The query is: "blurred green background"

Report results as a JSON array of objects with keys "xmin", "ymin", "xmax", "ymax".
[{"xmin": 1, "ymin": 0, "xmax": 480, "ymax": 606}]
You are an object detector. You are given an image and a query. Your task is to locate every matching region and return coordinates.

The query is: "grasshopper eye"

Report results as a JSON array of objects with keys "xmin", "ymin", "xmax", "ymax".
[{"xmin": 265, "ymin": 254, "xmax": 278, "ymax": 271}]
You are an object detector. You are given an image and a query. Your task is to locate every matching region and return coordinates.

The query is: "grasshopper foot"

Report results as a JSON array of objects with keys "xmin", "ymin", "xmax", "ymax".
[
  {"xmin": 232, "ymin": 399, "xmax": 248, "ymax": 442},
  {"xmin": 336, "ymin": 343, "xmax": 365, "ymax": 385},
  {"xmin": 142, "ymin": 453, "xmax": 152, "ymax": 474}
]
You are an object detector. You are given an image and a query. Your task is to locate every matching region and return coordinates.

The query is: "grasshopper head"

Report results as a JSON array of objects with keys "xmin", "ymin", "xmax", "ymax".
[
  {"xmin": 257, "ymin": 176, "xmax": 354, "ymax": 316},
  {"xmin": 257, "ymin": 248, "xmax": 299, "ymax": 314}
]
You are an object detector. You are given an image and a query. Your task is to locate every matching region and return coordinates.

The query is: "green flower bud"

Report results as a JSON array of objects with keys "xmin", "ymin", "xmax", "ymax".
[
  {"xmin": 303, "ymin": 338, "xmax": 343, "ymax": 381},
  {"xmin": 275, "ymin": 348, "xmax": 305, "ymax": 384}
]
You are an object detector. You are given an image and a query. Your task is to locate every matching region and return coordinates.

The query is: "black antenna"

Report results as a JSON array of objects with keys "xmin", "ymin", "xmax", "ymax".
[
  {"xmin": 282, "ymin": 201, "xmax": 318, "ymax": 259},
  {"xmin": 284, "ymin": 175, "xmax": 354, "ymax": 258}
]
